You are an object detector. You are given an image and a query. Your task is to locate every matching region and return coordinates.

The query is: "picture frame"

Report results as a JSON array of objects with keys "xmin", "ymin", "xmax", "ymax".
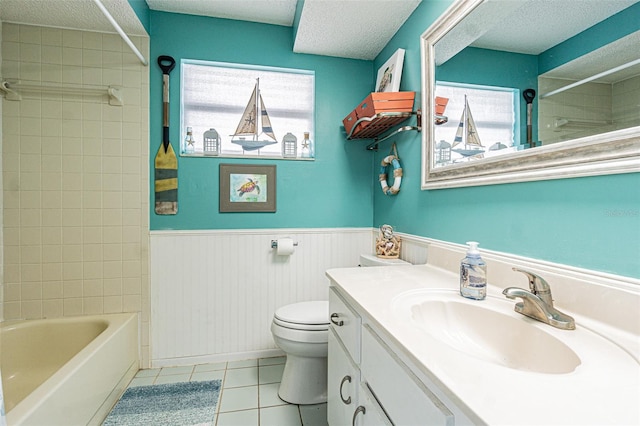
[
  {"xmin": 375, "ymin": 48, "xmax": 405, "ymax": 92},
  {"xmin": 219, "ymin": 164, "xmax": 276, "ymax": 212}
]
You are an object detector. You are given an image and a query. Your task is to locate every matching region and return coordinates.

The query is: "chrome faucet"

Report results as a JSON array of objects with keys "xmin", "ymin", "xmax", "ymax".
[{"xmin": 502, "ymin": 268, "xmax": 575, "ymax": 330}]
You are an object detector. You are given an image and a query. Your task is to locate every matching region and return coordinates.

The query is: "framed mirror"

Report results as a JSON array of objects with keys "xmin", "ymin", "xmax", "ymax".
[{"xmin": 421, "ymin": 0, "xmax": 640, "ymax": 189}]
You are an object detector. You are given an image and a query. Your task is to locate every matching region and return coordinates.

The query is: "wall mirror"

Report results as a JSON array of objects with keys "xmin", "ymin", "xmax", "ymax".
[{"xmin": 421, "ymin": 0, "xmax": 640, "ymax": 189}]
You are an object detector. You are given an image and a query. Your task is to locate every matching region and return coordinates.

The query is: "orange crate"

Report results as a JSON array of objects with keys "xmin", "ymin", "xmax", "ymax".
[
  {"xmin": 357, "ymin": 91, "xmax": 415, "ymax": 119},
  {"xmin": 342, "ymin": 109, "xmax": 360, "ymax": 135},
  {"xmin": 435, "ymin": 96, "xmax": 449, "ymax": 116}
]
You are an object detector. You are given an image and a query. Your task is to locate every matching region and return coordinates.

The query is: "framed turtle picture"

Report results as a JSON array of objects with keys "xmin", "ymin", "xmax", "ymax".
[{"xmin": 219, "ymin": 164, "xmax": 276, "ymax": 212}]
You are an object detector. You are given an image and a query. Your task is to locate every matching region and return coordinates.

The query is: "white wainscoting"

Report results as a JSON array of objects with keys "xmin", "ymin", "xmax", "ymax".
[{"xmin": 150, "ymin": 228, "xmax": 373, "ymax": 367}]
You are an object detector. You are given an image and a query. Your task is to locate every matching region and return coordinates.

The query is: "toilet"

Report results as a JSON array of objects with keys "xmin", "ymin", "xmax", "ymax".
[
  {"xmin": 271, "ymin": 301, "xmax": 329, "ymax": 404},
  {"xmin": 271, "ymin": 255, "xmax": 410, "ymax": 405}
]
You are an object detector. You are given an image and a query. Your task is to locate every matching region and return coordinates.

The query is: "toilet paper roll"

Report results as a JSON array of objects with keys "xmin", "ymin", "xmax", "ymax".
[{"xmin": 276, "ymin": 238, "xmax": 295, "ymax": 256}]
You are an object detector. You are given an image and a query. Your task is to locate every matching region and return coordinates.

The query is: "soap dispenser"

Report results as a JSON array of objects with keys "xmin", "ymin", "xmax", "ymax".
[{"xmin": 460, "ymin": 241, "xmax": 487, "ymax": 300}]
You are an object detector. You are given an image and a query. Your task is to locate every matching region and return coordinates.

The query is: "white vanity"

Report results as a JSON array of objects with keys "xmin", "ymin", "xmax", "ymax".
[{"xmin": 326, "ymin": 247, "xmax": 640, "ymax": 425}]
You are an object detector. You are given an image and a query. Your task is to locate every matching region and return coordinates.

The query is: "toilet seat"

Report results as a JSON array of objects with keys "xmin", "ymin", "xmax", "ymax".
[{"xmin": 274, "ymin": 301, "xmax": 329, "ymax": 331}]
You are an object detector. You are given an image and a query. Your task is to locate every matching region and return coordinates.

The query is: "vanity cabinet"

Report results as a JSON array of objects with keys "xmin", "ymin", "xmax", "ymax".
[
  {"xmin": 328, "ymin": 287, "xmax": 455, "ymax": 425},
  {"xmin": 327, "ymin": 329, "xmax": 360, "ymax": 425}
]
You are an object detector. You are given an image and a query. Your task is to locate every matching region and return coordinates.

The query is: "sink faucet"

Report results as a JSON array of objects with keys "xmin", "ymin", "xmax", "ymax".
[{"xmin": 502, "ymin": 268, "xmax": 575, "ymax": 330}]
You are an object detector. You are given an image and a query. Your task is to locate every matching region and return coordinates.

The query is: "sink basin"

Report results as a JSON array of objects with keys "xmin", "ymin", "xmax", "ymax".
[{"xmin": 391, "ymin": 289, "xmax": 581, "ymax": 374}]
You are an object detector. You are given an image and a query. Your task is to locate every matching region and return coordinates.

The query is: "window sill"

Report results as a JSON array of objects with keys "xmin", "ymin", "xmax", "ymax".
[{"xmin": 179, "ymin": 152, "xmax": 315, "ymax": 161}]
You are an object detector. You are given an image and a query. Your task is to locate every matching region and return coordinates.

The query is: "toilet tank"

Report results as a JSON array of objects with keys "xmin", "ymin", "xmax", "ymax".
[{"xmin": 360, "ymin": 254, "xmax": 411, "ymax": 267}]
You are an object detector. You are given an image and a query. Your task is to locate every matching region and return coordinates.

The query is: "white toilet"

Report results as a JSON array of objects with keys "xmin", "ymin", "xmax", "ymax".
[
  {"xmin": 271, "ymin": 301, "xmax": 329, "ymax": 404},
  {"xmin": 271, "ymin": 255, "xmax": 410, "ymax": 405}
]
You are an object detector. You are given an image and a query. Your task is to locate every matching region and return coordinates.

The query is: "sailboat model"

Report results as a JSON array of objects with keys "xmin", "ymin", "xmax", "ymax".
[
  {"xmin": 231, "ymin": 78, "xmax": 278, "ymax": 151},
  {"xmin": 451, "ymin": 95, "xmax": 484, "ymax": 157}
]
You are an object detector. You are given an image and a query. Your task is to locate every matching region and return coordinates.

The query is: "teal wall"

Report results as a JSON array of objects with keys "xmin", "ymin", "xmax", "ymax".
[
  {"xmin": 144, "ymin": 3, "xmax": 639, "ymax": 278},
  {"xmin": 127, "ymin": 0, "xmax": 150, "ymax": 33},
  {"xmin": 149, "ymin": 11, "xmax": 374, "ymax": 230},
  {"xmin": 373, "ymin": 1, "xmax": 640, "ymax": 278}
]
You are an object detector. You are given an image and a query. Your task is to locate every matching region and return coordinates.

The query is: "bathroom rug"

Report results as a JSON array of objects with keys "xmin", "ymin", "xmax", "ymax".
[{"xmin": 102, "ymin": 379, "xmax": 221, "ymax": 425}]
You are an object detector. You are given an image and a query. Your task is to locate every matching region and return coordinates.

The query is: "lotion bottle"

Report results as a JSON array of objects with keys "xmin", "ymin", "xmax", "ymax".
[{"xmin": 460, "ymin": 241, "xmax": 487, "ymax": 300}]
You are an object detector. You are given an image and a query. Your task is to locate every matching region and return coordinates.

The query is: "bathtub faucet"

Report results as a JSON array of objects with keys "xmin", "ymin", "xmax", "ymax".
[{"xmin": 502, "ymin": 268, "xmax": 575, "ymax": 330}]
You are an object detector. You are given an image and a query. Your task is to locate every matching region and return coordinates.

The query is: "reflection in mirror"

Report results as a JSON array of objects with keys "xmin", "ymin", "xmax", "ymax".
[
  {"xmin": 421, "ymin": 0, "xmax": 640, "ymax": 188},
  {"xmin": 538, "ymin": 29, "xmax": 640, "ymax": 145}
]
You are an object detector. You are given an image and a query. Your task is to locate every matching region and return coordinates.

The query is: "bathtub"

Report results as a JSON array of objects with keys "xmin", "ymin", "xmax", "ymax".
[{"xmin": 1, "ymin": 313, "xmax": 138, "ymax": 425}]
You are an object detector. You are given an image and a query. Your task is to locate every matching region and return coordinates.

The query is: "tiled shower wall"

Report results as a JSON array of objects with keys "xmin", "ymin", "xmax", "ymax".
[
  {"xmin": 1, "ymin": 23, "xmax": 150, "ymax": 364},
  {"xmin": 538, "ymin": 75, "xmax": 639, "ymax": 144},
  {"xmin": 612, "ymin": 74, "xmax": 640, "ymax": 128},
  {"xmin": 1, "ymin": 21, "xmax": 4, "ymax": 322}
]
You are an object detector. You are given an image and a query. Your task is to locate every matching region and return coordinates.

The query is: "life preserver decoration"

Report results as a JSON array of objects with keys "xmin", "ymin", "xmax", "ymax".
[{"xmin": 379, "ymin": 154, "xmax": 402, "ymax": 195}]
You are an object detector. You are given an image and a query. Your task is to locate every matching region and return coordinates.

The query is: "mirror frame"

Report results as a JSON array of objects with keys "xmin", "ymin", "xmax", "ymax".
[{"xmin": 420, "ymin": 0, "xmax": 640, "ymax": 190}]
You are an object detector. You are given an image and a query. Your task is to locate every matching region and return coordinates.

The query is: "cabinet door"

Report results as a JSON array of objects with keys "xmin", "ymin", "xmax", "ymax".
[
  {"xmin": 352, "ymin": 383, "xmax": 393, "ymax": 426},
  {"xmin": 328, "ymin": 328, "xmax": 360, "ymax": 426},
  {"xmin": 361, "ymin": 325, "xmax": 455, "ymax": 426},
  {"xmin": 329, "ymin": 287, "xmax": 361, "ymax": 363}
]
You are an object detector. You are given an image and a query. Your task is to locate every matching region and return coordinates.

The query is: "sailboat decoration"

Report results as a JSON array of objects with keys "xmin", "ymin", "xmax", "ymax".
[
  {"xmin": 231, "ymin": 78, "xmax": 278, "ymax": 151},
  {"xmin": 451, "ymin": 95, "xmax": 485, "ymax": 157}
]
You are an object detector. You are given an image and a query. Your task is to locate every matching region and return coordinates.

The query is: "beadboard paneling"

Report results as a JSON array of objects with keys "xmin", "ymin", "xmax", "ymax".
[{"xmin": 150, "ymin": 228, "xmax": 372, "ymax": 366}]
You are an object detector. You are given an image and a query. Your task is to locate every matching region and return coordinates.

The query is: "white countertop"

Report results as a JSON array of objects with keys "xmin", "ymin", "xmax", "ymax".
[{"xmin": 326, "ymin": 264, "xmax": 640, "ymax": 425}]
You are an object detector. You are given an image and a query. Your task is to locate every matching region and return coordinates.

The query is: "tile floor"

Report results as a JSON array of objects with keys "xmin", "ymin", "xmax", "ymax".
[{"xmin": 124, "ymin": 356, "xmax": 328, "ymax": 426}]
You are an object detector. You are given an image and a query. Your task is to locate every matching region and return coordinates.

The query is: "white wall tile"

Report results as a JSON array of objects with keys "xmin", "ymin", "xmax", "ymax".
[
  {"xmin": 43, "ymin": 299, "xmax": 63, "ymax": 318},
  {"xmin": 20, "ymin": 43, "xmax": 41, "ymax": 63},
  {"xmin": 41, "ymin": 28, "xmax": 62, "ymax": 46},
  {"xmin": 102, "ymin": 34, "xmax": 122, "ymax": 52},
  {"xmin": 82, "ymin": 32, "xmax": 102, "ymax": 50},
  {"xmin": 3, "ymin": 23, "xmax": 20, "ymax": 42},
  {"xmin": 2, "ymin": 41, "xmax": 20, "ymax": 61},
  {"xmin": 19, "ymin": 26, "xmax": 41, "ymax": 44},
  {"xmin": 42, "ymin": 45, "xmax": 62, "ymax": 64}
]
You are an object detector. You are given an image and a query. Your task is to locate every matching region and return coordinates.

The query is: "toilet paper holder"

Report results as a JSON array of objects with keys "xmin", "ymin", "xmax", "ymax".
[{"xmin": 271, "ymin": 239, "xmax": 299, "ymax": 249}]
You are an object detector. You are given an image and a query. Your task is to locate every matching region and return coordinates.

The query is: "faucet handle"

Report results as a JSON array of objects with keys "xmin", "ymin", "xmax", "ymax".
[{"xmin": 512, "ymin": 267, "xmax": 553, "ymax": 306}]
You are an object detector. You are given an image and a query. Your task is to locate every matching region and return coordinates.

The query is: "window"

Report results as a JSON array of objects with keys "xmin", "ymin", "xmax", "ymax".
[
  {"xmin": 433, "ymin": 82, "xmax": 519, "ymax": 167},
  {"xmin": 181, "ymin": 60, "xmax": 315, "ymax": 159}
]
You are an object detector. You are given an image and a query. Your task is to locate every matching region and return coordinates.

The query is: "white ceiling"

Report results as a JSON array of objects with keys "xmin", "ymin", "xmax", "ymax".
[
  {"xmin": 0, "ymin": 0, "xmax": 147, "ymax": 36},
  {"xmin": 0, "ymin": 0, "xmax": 422, "ymax": 60},
  {"xmin": 435, "ymin": 0, "xmax": 640, "ymax": 84},
  {"xmin": 144, "ymin": 0, "xmax": 298, "ymax": 26}
]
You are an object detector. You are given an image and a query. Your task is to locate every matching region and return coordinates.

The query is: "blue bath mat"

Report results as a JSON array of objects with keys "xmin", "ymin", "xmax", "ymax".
[{"xmin": 102, "ymin": 380, "xmax": 221, "ymax": 426}]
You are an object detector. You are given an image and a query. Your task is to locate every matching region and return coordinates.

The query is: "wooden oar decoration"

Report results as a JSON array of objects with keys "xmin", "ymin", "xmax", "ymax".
[{"xmin": 155, "ymin": 55, "xmax": 178, "ymax": 215}]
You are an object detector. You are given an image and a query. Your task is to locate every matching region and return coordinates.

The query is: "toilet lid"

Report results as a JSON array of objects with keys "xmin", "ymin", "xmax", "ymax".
[{"xmin": 275, "ymin": 301, "xmax": 329, "ymax": 325}]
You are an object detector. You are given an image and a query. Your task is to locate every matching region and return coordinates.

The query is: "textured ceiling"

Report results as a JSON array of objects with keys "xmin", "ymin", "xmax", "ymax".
[
  {"xmin": 0, "ymin": 0, "xmax": 422, "ymax": 60},
  {"xmin": 145, "ymin": 0, "xmax": 422, "ymax": 60},
  {"xmin": 145, "ymin": 0, "xmax": 298, "ymax": 27},
  {"xmin": 0, "ymin": 0, "xmax": 147, "ymax": 35},
  {"xmin": 292, "ymin": 0, "xmax": 422, "ymax": 60},
  {"xmin": 1, "ymin": 0, "xmax": 636, "ymax": 68}
]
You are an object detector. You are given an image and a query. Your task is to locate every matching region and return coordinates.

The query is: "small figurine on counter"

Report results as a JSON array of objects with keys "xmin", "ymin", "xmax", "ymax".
[{"xmin": 375, "ymin": 224, "xmax": 401, "ymax": 259}]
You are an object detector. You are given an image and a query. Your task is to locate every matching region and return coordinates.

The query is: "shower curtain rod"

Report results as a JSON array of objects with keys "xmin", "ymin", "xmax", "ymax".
[
  {"xmin": 540, "ymin": 58, "xmax": 640, "ymax": 99},
  {"xmin": 91, "ymin": 0, "xmax": 149, "ymax": 66}
]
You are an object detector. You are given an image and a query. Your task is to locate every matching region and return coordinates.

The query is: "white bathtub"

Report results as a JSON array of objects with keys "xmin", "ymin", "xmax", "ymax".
[{"xmin": 1, "ymin": 313, "xmax": 138, "ymax": 425}]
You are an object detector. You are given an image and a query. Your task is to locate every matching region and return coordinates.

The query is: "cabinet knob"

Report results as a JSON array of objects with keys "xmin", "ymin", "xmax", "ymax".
[
  {"xmin": 340, "ymin": 375, "xmax": 352, "ymax": 404},
  {"xmin": 330, "ymin": 313, "xmax": 344, "ymax": 326},
  {"xmin": 352, "ymin": 406, "xmax": 366, "ymax": 426}
]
